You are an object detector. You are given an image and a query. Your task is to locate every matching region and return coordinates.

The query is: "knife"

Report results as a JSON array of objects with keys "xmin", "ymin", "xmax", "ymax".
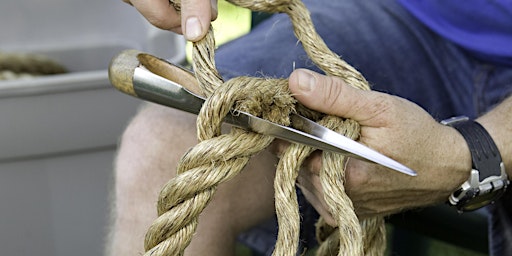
[{"xmin": 109, "ymin": 50, "xmax": 416, "ymax": 176}]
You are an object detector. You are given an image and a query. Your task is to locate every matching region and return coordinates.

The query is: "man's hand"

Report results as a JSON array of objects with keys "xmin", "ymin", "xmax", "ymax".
[
  {"xmin": 123, "ymin": 0, "xmax": 217, "ymax": 41},
  {"xmin": 286, "ymin": 69, "xmax": 473, "ymax": 223}
]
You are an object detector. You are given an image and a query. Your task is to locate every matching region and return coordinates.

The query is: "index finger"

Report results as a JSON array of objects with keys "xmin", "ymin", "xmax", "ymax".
[{"xmin": 131, "ymin": 0, "xmax": 182, "ymax": 32}]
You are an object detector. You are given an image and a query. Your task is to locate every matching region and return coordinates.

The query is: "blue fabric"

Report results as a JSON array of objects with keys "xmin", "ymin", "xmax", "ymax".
[
  {"xmin": 398, "ymin": 0, "xmax": 512, "ymax": 66},
  {"xmin": 213, "ymin": 0, "xmax": 512, "ymax": 255}
]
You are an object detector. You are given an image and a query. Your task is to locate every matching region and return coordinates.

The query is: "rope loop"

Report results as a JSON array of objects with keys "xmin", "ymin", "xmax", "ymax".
[
  {"xmin": 197, "ymin": 77, "xmax": 295, "ymax": 140},
  {"xmin": 141, "ymin": 0, "xmax": 387, "ymax": 255}
]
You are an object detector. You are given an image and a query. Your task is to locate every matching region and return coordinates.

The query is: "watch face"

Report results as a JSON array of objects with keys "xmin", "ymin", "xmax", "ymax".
[
  {"xmin": 462, "ymin": 189, "xmax": 504, "ymax": 211},
  {"xmin": 452, "ymin": 165, "xmax": 509, "ymax": 212}
]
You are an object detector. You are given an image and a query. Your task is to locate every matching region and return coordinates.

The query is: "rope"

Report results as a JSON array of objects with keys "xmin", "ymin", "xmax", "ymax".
[
  {"xmin": 144, "ymin": 0, "xmax": 386, "ymax": 255},
  {"xmin": 0, "ymin": 52, "xmax": 67, "ymax": 80}
]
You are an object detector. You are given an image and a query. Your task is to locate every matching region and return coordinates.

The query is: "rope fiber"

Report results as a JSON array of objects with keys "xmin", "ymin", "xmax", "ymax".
[
  {"xmin": 144, "ymin": 0, "xmax": 386, "ymax": 255},
  {"xmin": 0, "ymin": 52, "xmax": 67, "ymax": 80}
]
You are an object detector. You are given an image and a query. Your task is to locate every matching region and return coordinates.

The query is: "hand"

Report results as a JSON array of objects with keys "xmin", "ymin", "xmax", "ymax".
[
  {"xmin": 123, "ymin": 0, "xmax": 218, "ymax": 41},
  {"xmin": 284, "ymin": 69, "xmax": 473, "ymax": 223}
]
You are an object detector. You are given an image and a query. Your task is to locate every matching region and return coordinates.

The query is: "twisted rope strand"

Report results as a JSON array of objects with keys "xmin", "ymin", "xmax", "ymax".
[
  {"xmin": 273, "ymin": 143, "xmax": 316, "ymax": 255},
  {"xmin": 319, "ymin": 118, "xmax": 363, "ymax": 255},
  {"xmin": 142, "ymin": 0, "xmax": 386, "ymax": 255},
  {"xmin": 190, "ymin": 28, "xmax": 224, "ymax": 96},
  {"xmin": 283, "ymin": 0, "xmax": 369, "ymax": 89},
  {"xmin": 0, "ymin": 52, "xmax": 67, "ymax": 80}
]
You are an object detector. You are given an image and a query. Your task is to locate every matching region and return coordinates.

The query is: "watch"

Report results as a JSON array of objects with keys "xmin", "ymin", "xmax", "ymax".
[{"xmin": 441, "ymin": 116, "xmax": 509, "ymax": 212}]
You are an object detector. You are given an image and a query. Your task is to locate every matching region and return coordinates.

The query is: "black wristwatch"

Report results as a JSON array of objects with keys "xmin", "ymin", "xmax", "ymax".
[{"xmin": 441, "ymin": 116, "xmax": 509, "ymax": 212}]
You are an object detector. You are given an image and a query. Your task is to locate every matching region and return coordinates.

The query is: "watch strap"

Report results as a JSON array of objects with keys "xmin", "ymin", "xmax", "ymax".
[{"xmin": 451, "ymin": 120, "xmax": 502, "ymax": 181}]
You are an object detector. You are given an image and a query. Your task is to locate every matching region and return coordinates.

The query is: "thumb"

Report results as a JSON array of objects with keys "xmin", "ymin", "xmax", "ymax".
[
  {"xmin": 289, "ymin": 69, "xmax": 387, "ymax": 124},
  {"xmin": 181, "ymin": 0, "xmax": 216, "ymax": 41}
]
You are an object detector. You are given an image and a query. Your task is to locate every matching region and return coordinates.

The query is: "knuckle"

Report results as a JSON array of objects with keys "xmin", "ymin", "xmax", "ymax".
[
  {"xmin": 348, "ymin": 168, "xmax": 370, "ymax": 188},
  {"xmin": 344, "ymin": 161, "xmax": 370, "ymax": 192},
  {"xmin": 324, "ymin": 215, "xmax": 337, "ymax": 227},
  {"xmin": 303, "ymin": 151, "xmax": 322, "ymax": 174},
  {"xmin": 362, "ymin": 93, "xmax": 395, "ymax": 123},
  {"xmin": 323, "ymin": 77, "xmax": 344, "ymax": 112},
  {"xmin": 146, "ymin": 15, "xmax": 176, "ymax": 30}
]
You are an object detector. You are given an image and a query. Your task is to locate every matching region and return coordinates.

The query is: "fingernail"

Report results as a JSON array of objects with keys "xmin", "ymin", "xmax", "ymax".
[
  {"xmin": 185, "ymin": 16, "xmax": 202, "ymax": 40},
  {"xmin": 297, "ymin": 70, "xmax": 316, "ymax": 92}
]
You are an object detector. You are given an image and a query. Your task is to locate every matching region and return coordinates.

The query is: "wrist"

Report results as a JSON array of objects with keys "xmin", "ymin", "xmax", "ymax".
[
  {"xmin": 437, "ymin": 124, "xmax": 473, "ymax": 192},
  {"xmin": 441, "ymin": 116, "xmax": 509, "ymax": 212}
]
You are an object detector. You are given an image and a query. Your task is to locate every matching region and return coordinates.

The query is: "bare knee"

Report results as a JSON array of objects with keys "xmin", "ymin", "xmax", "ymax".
[
  {"xmin": 108, "ymin": 103, "xmax": 198, "ymax": 255},
  {"xmin": 109, "ymin": 103, "xmax": 278, "ymax": 255}
]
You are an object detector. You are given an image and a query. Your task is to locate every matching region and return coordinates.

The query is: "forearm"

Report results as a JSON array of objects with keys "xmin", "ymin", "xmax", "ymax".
[{"xmin": 476, "ymin": 96, "xmax": 512, "ymax": 178}]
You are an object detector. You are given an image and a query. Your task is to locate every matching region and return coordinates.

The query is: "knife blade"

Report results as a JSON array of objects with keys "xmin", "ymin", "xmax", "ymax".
[
  {"xmin": 131, "ymin": 66, "xmax": 416, "ymax": 176},
  {"xmin": 108, "ymin": 50, "xmax": 416, "ymax": 176}
]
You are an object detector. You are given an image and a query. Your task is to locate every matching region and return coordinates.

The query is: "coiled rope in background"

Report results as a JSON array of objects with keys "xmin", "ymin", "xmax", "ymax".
[
  {"xmin": 144, "ymin": 0, "xmax": 386, "ymax": 255},
  {"xmin": 0, "ymin": 52, "xmax": 67, "ymax": 80}
]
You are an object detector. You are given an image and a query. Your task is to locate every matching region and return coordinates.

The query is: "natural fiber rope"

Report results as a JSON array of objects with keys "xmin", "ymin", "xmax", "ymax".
[
  {"xmin": 144, "ymin": 0, "xmax": 386, "ymax": 255},
  {"xmin": 0, "ymin": 52, "xmax": 67, "ymax": 80}
]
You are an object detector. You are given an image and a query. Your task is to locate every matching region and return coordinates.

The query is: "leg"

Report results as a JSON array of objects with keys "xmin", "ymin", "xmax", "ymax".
[{"xmin": 106, "ymin": 103, "xmax": 278, "ymax": 255}]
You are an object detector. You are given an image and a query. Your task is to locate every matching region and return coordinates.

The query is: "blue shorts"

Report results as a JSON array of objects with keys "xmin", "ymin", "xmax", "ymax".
[{"xmin": 214, "ymin": 0, "xmax": 512, "ymax": 255}]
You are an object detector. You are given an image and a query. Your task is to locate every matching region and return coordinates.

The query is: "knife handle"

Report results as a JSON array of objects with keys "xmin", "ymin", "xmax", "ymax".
[
  {"xmin": 108, "ymin": 49, "xmax": 141, "ymax": 97},
  {"xmin": 108, "ymin": 49, "xmax": 204, "ymax": 98}
]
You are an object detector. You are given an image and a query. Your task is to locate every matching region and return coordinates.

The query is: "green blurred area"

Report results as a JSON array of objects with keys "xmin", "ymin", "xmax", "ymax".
[{"xmin": 185, "ymin": 0, "xmax": 251, "ymax": 63}]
